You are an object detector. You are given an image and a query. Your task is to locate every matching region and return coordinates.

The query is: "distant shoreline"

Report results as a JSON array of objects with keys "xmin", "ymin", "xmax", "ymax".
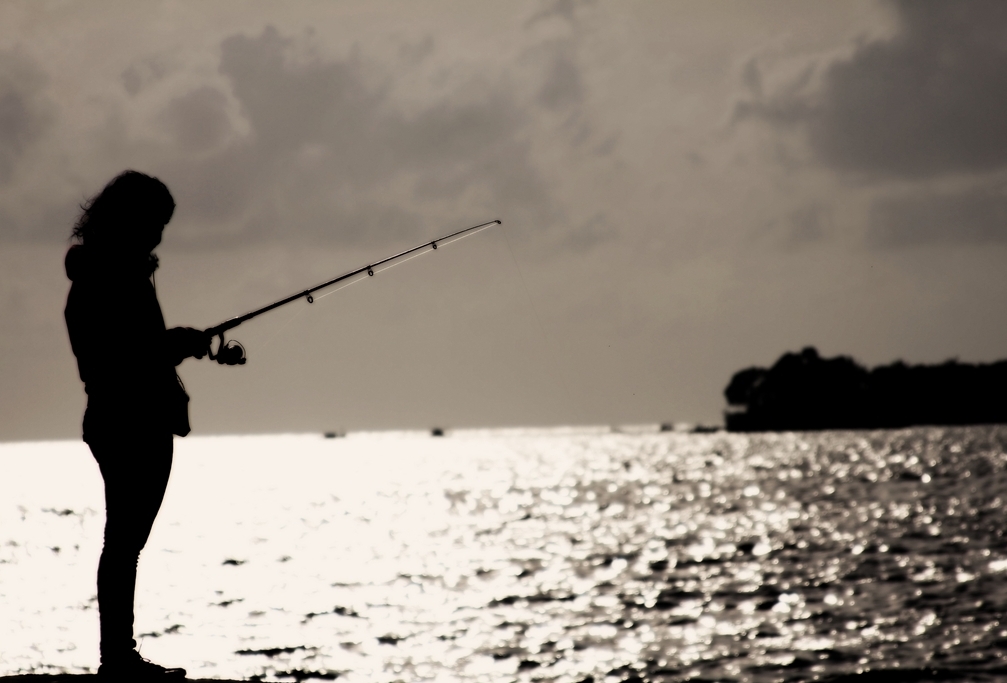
[{"xmin": 724, "ymin": 347, "xmax": 1007, "ymax": 432}]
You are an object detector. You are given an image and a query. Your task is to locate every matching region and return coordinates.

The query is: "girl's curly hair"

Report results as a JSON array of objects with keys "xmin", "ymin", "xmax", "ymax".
[{"xmin": 72, "ymin": 170, "xmax": 175, "ymax": 246}]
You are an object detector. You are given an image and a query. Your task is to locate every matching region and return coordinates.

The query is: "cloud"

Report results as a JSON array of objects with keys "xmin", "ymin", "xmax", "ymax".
[
  {"xmin": 738, "ymin": 0, "xmax": 1007, "ymax": 179},
  {"xmin": 537, "ymin": 48, "xmax": 583, "ymax": 111},
  {"xmin": 155, "ymin": 25, "xmax": 554, "ymax": 248},
  {"xmin": 0, "ymin": 12, "xmax": 601, "ymax": 248},
  {"xmin": 0, "ymin": 49, "xmax": 54, "ymax": 185},
  {"xmin": 161, "ymin": 86, "xmax": 231, "ymax": 151},
  {"xmin": 526, "ymin": 0, "xmax": 589, "ymax": 28},
  {"xmin": 787, "ymin": 202, "xmax": 830, "ymax": 245},
  {"xmin": 868, "ymin": 189, "xmax": 1007, "ymax": 247},
  {"xmin": 563, "ymin": 212, "xmax": 614, "ymax": 252},
  {"xmin": 121, "ymin": 57, "xmax": 168, "ymax": 97}
]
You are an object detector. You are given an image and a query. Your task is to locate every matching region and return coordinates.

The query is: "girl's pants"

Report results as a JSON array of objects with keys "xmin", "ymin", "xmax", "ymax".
[{"xmin": 88, "ymin": 432, "xmax": 173, "ymax": 662}]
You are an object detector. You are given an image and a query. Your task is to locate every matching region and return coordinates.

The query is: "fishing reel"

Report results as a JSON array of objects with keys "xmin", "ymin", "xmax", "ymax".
[{"xmin": 208, "ymin": 333, "xmax": 247, "ymax": 365}]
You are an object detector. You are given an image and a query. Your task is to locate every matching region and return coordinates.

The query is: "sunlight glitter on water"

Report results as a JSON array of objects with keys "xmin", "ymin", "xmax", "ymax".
[{"xmin": 2, "ymin": 426, "xmax": 1007, "ymax": 682}]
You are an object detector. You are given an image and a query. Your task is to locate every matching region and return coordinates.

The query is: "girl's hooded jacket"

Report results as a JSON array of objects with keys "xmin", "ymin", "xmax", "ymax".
[{"xmin": 64, "ymin": 244, "xmax": 190, "ymax": 442}]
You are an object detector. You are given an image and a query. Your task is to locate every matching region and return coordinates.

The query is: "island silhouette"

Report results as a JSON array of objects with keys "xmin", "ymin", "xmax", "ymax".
[{"xmin": 724, "ymin": 347, "xmax": 1007, "ymax": 432}]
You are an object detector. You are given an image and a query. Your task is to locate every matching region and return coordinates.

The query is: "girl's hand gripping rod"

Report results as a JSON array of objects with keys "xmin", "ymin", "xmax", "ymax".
[{"xmin": 203, "ymin": 219, "xmax": 502, "ymax": 365}]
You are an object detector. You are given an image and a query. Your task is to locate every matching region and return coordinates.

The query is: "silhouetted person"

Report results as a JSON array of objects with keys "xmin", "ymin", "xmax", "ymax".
[{"xmin": 64, "ymin": 171, "xmax": 208, "ymax": 680}]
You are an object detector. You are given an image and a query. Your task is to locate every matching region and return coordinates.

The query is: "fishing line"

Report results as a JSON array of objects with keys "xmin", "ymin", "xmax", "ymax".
[
  {"xmin": 312, "ymin": 247, "xmax": 431, "ymax": 302},
  {"xmin": 241, "ymin": 249, "xmax": 432, "ymax": 358},
  {"xmin": 316, "ymin": 224, "xmax": 495, "ymax": 304},
  {"xmin": 255, "ymin": 299, "xmax": 311, "ymax": 352},
  {"xmin": 255, "ymin": 249, "xmax": 436, "ymax": 351},
  {"xmin": 203, "ymin": 220, "xmax": 500, "ymax": 365}
]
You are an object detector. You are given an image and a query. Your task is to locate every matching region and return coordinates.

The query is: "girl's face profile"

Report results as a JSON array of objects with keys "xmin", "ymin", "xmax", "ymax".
[
  {"xmin": 125, "ymin": 217, "xmax": 165, "ymax": 255},
  {"xmin": 144, "ymin": 222, "xmax": 165, "ymax": 253}
]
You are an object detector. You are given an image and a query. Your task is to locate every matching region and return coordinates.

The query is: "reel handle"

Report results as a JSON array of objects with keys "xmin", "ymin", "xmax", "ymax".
[{"xmin": 207, "ymin": 332, "xmax": 246, "ymax": 365}]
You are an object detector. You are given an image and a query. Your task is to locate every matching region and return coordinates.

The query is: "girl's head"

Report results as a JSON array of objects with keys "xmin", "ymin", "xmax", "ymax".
[{"xmin": 72, "ymin": 170, "xmax": 175, "ymax": 254}]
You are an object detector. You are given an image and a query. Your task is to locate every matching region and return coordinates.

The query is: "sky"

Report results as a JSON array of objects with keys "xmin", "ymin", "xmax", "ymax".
[{"xmin": 2, "ymin": 0, "xmax": 1006, "ymax": 441}]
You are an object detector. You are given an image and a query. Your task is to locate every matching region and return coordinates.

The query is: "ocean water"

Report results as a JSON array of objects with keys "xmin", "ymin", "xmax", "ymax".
[{"xmin": 2, "ymin": 426, "xmax": 1007, "ymax": 682}]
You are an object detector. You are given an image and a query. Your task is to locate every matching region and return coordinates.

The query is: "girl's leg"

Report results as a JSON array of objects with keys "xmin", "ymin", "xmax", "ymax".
[{"xmin": 90, "ymin": 432, "xmax": 173, "ymax": 662}]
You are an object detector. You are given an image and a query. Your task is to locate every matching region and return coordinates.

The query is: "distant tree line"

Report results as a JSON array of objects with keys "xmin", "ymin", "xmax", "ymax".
[{"xmin": 724, "ymin": 347, "xmax": 1007, "ymax": 432}]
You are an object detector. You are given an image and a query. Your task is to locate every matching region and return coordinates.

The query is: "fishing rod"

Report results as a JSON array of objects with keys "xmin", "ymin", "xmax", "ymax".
[{"xmin": 203, "ymin": 219, "xmax": 502, "ymax": 365}]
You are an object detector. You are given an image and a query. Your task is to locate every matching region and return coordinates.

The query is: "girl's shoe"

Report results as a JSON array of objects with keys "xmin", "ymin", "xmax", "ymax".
[{"xmin": 97, "ymin": 649, "xmax": 186, "ymax": 680}]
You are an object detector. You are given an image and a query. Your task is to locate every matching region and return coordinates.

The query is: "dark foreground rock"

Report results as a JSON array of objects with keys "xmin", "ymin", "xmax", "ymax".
[{"xmin": 725, "ymin": 346, "xmax": 1007, "ymax": 432}]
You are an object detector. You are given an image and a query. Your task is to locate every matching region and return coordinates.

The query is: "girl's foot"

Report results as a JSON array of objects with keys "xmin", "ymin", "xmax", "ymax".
[{"xmin": 98, "ymin": 649, "xmax": 186, "ymax": 680}]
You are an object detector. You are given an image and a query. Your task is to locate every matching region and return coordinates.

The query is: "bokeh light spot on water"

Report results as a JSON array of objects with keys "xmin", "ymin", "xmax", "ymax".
[{"xmin": 2, "ymin": 425, "xmax": 1007, "ymax": 682}]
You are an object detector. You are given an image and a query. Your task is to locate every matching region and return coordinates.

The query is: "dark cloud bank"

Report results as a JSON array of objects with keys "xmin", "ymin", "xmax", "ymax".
[
  {"xmin": 811, "ymin": 0, "xmax": 1007, "ymax": 179},
  {"xmin": 740, "ymin": 0, "xmax": 1007, "ymax": 247}
]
